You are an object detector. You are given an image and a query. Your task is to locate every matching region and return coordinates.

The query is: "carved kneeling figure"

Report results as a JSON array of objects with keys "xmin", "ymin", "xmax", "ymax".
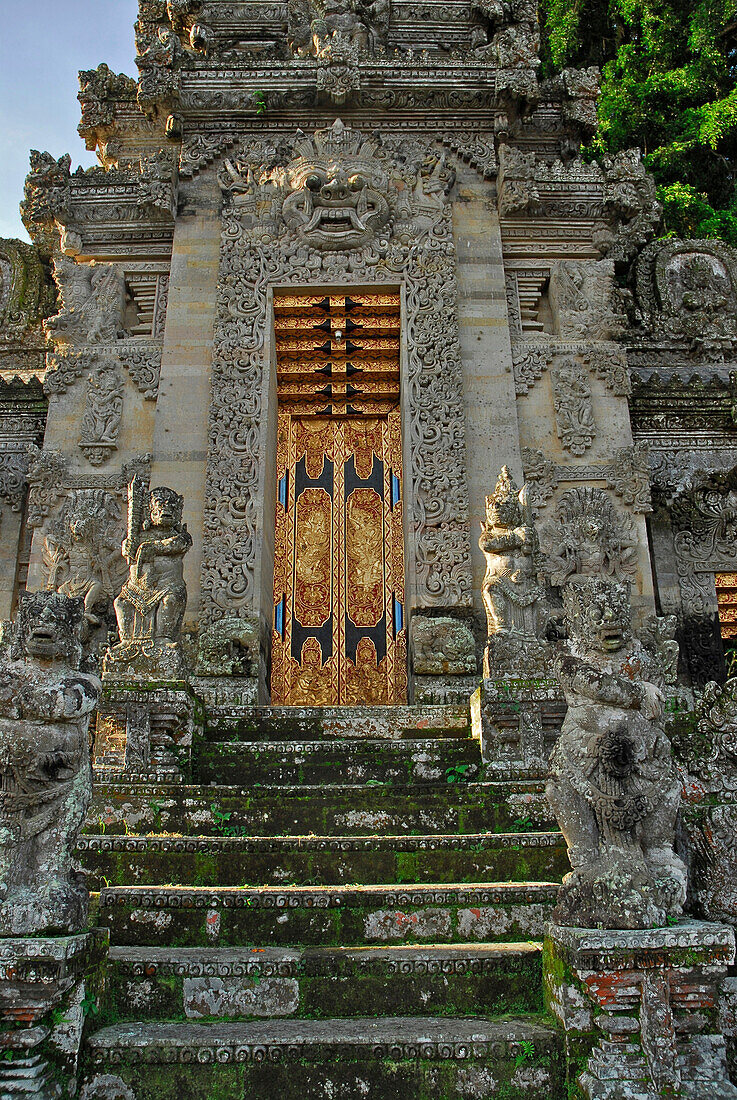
[
  {"xmin": 0, "ymin": 593, "xmax": 100, "ymax": 935},
  {"xmin": 546, "ymin": 577, "xmax": 686, "ymax": 929}
]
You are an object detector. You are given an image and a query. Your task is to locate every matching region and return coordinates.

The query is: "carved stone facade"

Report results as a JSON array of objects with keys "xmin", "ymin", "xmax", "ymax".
[{"xmin": 3, "ymin": 1, "xmax": 737, "ymax": 1096}]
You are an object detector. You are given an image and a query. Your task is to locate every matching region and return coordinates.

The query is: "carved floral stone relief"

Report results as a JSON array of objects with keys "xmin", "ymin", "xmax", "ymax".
[{"xmin": 202, "ymin": 121, "xmax": 473, "ymax": 626}]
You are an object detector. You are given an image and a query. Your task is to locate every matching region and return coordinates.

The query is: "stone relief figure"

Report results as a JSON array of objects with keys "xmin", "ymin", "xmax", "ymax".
[
  {"xmin": 288, "ymin": 0, "xmax": 389, "ymax": 57},
  {"xmin": 44, "ymin": 257, "xmax": 126, "ymax": 347},
  {"xmin": 0, "ymin": 592, "xmax": 101, "ymax": 934},
  {"xmin": 551, "ymin": 357, "xmax": 596, "ymax": 456},
  {"xmin": 479, "ymin": 466, "xmax": 545, "ymax": 674},
  {"xmin": 546, "ymin": 576, "xmax": 686, "ymax": 928},
  {"xmin": 543, "ymin": 485, "xmax": 638, "ymax": 588},
  {"xmin": 79, "ymin": 361, "xmax": 124, "ymax": 466},
  {"xmin": 43, "ymin": 489, "xmax": 125, "ymax": 651},
  {"xmin": 105, "ymin": 478, "xmax": 191, "ymax": 676}
]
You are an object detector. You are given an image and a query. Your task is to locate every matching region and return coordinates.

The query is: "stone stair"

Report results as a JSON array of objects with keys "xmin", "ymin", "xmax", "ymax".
[{"xmin": 79, "ymin": 704, "xmax": 568, "ymax": 1099}]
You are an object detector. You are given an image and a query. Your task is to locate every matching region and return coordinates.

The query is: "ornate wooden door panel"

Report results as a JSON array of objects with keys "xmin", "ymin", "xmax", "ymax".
[{"xmin": 271, "ymin": 292, "xmax": 407, "ymax": 705}]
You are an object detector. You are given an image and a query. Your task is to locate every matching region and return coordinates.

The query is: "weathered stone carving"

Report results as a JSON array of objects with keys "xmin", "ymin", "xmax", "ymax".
[
  {"xmin": 549, "ymin": 260, "xmax": 622, "ymax": 341},
  {"xmin": 0, "ymin": 237, "xmax": 53, "ymax": 339},
  {"xmin": 288, "ymin": 0, "xmax": 389, "ymax": 58},
  {"xmin": 497, "ymin": 144, "xmax": 540, "ymax": 218},
  {"xmin": 138, "ymin": 149, "xmax": 179, "ymax": 220},
  {"xmin": 547, "ymin": 576, "xmax": 686, "ymax": 928},
  {"xmin": 0, "ymin": 592, "xmax": 101, "ymax": 935},
  {"xmin": 135, "ymin": 24, "xmax": 183, "ymax": 117},
  {"xmin": 44, "ymin": 258, "xmax": 126, "ymax": 347},
  {"xmin": 522, "ymin": 444, "xmax": 652, "ymax": 516},
  {"xmin": 204, "ymin": 123, "xmax": 472, "ymax": 622},
  {"xmin": 120, "ymin": 345, "xmax": 162, "ymax": 400},
  {"xmin": 636, "ymin": 238, "xmax": 737, "ymax": 355},
  {"xmin": 471, "ymin": 0, "xmax": 540, "ymax": 91},
  {"xmin": 78, "ymin": 64, "xmax": 138, "ymax": 154},
  {"xmin": 480, "ymin": 467, "xmax": 545, "ymax": 675},
  {"xmin": 20, "ymin": 150, "xmax": 71, "ymax": 251},
  {"xmin": 280, "ymin": 122, "xmax": 391, "ymax": 250},
  {"xmin": 43, "ymin": 489, "xmax": 125, "ymax": 637},
  {"xmin": 410, "ymin": 615, "xmax": 476, "ymax": 676},
  {"xmin": 542, "ymin": 486, "xmax": 638, "ymax": 587},
  {"xmin": 105, "ymin": 479, "xmax": 191, "ymax": 677},
  {"xmin": 593, "ymin": 148, "xmax": 661, "ymax": 266},
  {"xmin": 79, "ymin": 359, "xmax": 124, "ymax": 466},
  {"xmin": 551, "ymin": 357, "xmax": 596, "ymax": 455}
]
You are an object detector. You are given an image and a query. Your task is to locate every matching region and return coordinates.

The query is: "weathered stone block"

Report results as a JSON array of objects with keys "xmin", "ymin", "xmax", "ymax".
[
  {"xmin": 472, "ymin": 676, "xmax": 565, "ymax": 777},
  {"xmin": 544, "ymin": 920, "xmax": 737, "ymax": 1099}
]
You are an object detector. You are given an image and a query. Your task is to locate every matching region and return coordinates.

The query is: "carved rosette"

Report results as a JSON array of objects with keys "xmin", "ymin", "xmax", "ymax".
[{"xmin": 201, "ymin": 122, "xmax": 473, "ymax": 625}]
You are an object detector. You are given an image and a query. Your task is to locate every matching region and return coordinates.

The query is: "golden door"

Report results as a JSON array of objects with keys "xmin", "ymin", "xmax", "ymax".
[{"xmin": 270, "ymin": 293, "xmax": 407, "ymax": 706}]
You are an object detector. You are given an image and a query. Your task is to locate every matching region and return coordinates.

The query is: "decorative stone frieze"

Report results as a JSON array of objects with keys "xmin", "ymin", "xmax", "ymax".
[{"xmin": 522, "ymin": 443, "xmax": 652, "ymax": 515}]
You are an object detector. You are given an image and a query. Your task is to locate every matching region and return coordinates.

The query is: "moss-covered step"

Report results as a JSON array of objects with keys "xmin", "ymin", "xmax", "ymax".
[
  {"xmin": 101, "ymin": 943, "xmax": 544, "ymax": 1022},
  {"xmin": 78, "ymin": 831, "xmax": 568, "ymax": 889},
  {"xmin": 203, "ymin": 704, "xmax": 471, "ymax": 743},
  {"xmin": 83, "ymin": 1016, "xmax": 564, "ymax": 1100},
  {"xmin": 94, "ymin": 882, "xmax": 559, "ymax": 947},
  {"xmin": 87, "ymin": 780, "xmax": 552, "ymax": 836},
  {"xmin": 193, "ymin": 737, "xmax": 481, "ymax": 786}
]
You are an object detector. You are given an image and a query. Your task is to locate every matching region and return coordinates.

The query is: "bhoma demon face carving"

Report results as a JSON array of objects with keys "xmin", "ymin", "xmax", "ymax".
[{"xmin": 282, "ymin": 120, "xmax": 390, "ymax": 251}]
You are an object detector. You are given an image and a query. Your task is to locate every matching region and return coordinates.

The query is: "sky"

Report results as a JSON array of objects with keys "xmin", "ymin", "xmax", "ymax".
[{"xmin": 0, "ymin": 0, "xmax": 139, "ymax": 241}]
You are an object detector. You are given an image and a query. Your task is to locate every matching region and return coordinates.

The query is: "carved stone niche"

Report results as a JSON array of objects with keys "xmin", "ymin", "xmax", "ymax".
[
  {"xmin": 636, "ymin": 238, "xmax": 737, "ymax": 355},
  {"xmin": 669, "ymin": 465, "xmax": 737, "ymax": 688}
]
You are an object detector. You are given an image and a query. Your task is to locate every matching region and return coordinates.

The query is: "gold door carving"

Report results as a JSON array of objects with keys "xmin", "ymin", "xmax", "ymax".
[{"xmin": 271, "ymin": 292, "xmax": 407, "ymax": 705}]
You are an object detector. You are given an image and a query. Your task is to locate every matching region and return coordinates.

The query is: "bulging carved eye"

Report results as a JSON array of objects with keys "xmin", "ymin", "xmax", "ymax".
[
  {"xmin": 348, "ymin": 175, "xmax": 366, "ymax": 191},
  {"xmin": 305, "ymin": 174, "xmax": 323, "ymax": 191}
]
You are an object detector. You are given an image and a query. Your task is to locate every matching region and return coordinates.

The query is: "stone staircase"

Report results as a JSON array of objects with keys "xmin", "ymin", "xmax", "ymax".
[{"xmin": 78, "ymin": 704, "xmax": 569, "ymax": 1099}]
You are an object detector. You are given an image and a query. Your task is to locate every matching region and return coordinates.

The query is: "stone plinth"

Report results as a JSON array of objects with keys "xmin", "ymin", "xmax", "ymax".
[
  {"xmin": 544, "ymin": 920, "xmax": 737, "ymax": 1099},
  {"xmin": 472, "ymin": 676, "xmax": 566, "ymax": 778},
  {"xmin": 0, "ymin": 930, "xmax": 108, "ymax": 1099},
  {"xmin": 94, "ymin": 683, "xmax": 197, "ymax": 780}
]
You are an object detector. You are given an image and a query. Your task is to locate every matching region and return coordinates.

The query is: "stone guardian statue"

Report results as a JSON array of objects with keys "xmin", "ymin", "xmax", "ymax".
[
  {"xmin": 105, "ymin": 477, "xmax": 192, "ymax": 677},
  {"xmin": 0, "ymin": 592, "xmax": 101, "ymax": 935},
  {"xmin": 546, "ymin": 576, "xmax": 687, "ymax": 929},
  {"xmin": 479, "ymin": 465, "xmax": 545, "ymax": 675}
]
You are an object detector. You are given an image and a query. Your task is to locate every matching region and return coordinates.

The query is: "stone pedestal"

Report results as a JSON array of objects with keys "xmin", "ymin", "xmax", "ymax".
[
  {"xmin": 0, "ymin": 931, "xmax": 108, "ymax": 1099},
  {"xmin": 471, "ymin": 676, "xmax": 566, "ymax": 778},
  {"xmin": 544, "ymin": 920, "xmax": 737, "ymax": 1099},
  {"xmin": 409, "ymin": 613, "xmax": 478, "ymax": 705},
  {"xmin": 94, "ymin": 683, "xmax": 197, "ymax": 780}
]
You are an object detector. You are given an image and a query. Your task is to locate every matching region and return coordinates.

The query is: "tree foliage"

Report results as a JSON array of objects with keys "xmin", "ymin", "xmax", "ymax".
[{"xmin": 539, "ymin": 0, "xmax": 737, "ymax": 242}]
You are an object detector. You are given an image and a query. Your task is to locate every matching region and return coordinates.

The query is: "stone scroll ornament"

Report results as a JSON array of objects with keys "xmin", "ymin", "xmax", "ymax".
[
  {"xmin": 0, "ymin": 592, "xmax": 101, "ymax": 935},
  {"xmin": 202, "ymin": 121, "xmax": 473, "ymax": 629},
  {"xmin": 546, "ymin": 576, "xmax": 687, "ymax": 929},
  {"xmin": 104, "ymin": 477, "xmax": 192, "ymax": 678},
  {"xmin": 479, "ymin": 466, "xmax": 546, "ymax": 675}
]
